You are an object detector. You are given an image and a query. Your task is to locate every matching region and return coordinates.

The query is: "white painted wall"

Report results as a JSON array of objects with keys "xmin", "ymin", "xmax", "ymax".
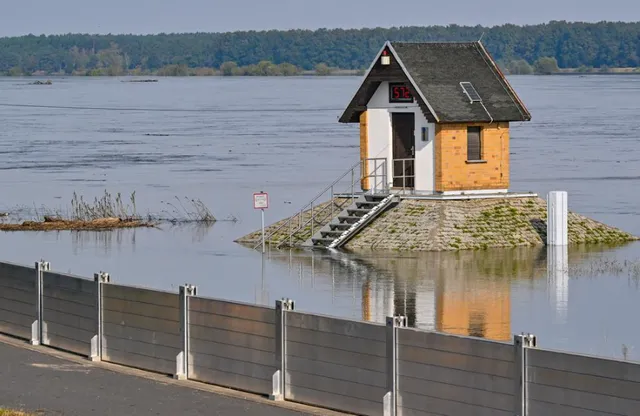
[{"xmin": 365, "ymin": 81, "xmax": 435, "ymax": 192}]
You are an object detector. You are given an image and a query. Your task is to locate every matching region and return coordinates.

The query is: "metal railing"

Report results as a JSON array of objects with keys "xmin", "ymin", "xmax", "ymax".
[
  {"xmin": 392, "ymin": 158, "xmax": 415, "ymax": 194},
  {"xmin": 253, "ymin": 158, "xmax": 388, "ymax": 250}
]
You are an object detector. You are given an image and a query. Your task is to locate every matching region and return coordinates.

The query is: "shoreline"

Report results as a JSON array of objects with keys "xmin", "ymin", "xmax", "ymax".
[{"xmin": 4, "ymin": 70, "xmax": 640, "ymax": 78}]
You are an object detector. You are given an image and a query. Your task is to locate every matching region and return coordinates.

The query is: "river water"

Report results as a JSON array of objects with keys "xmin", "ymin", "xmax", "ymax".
[{"xmin": 1, "ymin": 75, "xmax": 639, "ymax": 361}]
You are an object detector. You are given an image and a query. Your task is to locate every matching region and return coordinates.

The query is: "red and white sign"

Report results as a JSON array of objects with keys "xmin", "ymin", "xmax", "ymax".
[{"xmin": 253, "ymin": 192, "xmax": 269, "ymax": 210}]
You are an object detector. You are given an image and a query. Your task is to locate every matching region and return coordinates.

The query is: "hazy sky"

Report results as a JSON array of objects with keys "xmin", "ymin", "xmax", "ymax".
[{"xmin": 1, "ymin": 0, "xmax": 638, "ymax": 37}]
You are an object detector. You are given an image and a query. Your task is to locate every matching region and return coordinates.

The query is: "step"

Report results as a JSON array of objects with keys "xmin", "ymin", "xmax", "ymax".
[
  {"xmin": 330, "ymin": 194, "xmax": 396, "ymax": 249},
  {"xmin": 356, "ymin": 201, "xmax": 379, "ymax": 208},
  {"xmin": 312, "ymin": 237, "xmax": 335, "ymax": 246},
  {"xmin": 364, "ymin": 194, "xmax": 389, "ymax": 202},
  {"xmin": 338, "ymin": 216, "xmax": 360, "ymax": 224},
  {"xmin": 321, "ymin": 230, "xmax": 343, "ymax": 238},
  {"xmin": 330, "ymin": 223, "xmax": 351, "ymax": 231},
  {"xmin": 347, "ymin": 209, "xmax": 371, "ymax": 217}
]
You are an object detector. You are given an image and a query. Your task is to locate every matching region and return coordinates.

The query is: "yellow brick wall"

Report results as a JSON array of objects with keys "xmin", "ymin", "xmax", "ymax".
[
  {"xmin": 359, "ymin": 111, "xmax": 369, "ymax": 190},
  {"xmin": 435, "ymin": 122, "xmax": 510, "ymax": 192}
]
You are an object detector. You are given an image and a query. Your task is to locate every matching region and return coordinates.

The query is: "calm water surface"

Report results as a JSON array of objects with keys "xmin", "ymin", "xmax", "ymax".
[{"xmin": 1, "ymin": 75, "xmax": 640, "ymax": 361}]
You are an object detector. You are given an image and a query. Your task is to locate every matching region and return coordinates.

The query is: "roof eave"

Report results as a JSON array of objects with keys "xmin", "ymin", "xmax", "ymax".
[
  {"xmin": 474, "ymin": 41, "xmax": 532, "ymax": 121},
  {"xmin": 338, "ymin": 42, "xmax": 393, "ymax": 123}
]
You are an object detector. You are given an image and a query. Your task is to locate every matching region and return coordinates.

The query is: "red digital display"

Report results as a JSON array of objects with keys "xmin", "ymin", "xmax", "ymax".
[{"xmin": 389, "ymin": 83, "xmax": 413, "ymax": 103}]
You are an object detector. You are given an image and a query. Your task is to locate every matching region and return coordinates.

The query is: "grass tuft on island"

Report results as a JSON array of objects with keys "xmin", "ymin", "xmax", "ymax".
[
  {"xmin": 0, "ymin": 409, "xmax": 38, "ymax": 416},
  {"xmin": 0, "ymin": 216, "xmax": 149, "ymax": 231},
  {"xmin": 0, "ymin": 190, "xmax": 219, "ymax": 232}
]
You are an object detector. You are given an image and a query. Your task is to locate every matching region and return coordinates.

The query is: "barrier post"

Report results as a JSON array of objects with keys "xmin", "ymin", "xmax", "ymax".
[
  {"xmin": 90, "ymin": 271, "xmax": 110, "ymax": 361},
  {"xmin": 175, "ymin": 284, "xmax": 197, "ymax": 380},
  {"xmin": 514, "ymin": 333, "xmax": 537, "ymax": 416},
  {"xmin": 384, "ymin": 315, "xmax": 407, "ymax": 416},
  {"xmin": 271, "ymin": 298, "xmax": 295, "ymax": 401},
  {"xmin": 31, "ymin": 260, "xmax": 50, "ymax": 346}
]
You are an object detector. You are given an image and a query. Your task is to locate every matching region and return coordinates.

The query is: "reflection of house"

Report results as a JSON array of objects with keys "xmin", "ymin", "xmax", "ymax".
[
  {"xmin": 339, "ymin": 41, "xmax": 531, "ymax": 194},
  {"xmin": 359, "ymin": 250, "xmax": 526, "ymax": 342},
  {"xmin": 435, "ymin": 278, "xmax": 511, "ymax": 342},
  {"xmin": 267, "ymin": 245, "xmax": 602, "ymax": 342}
]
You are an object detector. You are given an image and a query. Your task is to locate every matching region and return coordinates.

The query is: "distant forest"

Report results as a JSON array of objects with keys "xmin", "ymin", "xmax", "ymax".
[{"xmin": 1, "ymin": 21, "xmax": 640, "ymax": 76}]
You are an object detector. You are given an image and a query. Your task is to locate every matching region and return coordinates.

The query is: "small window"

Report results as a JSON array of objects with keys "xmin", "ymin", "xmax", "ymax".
[{"xmin": 467, "ymin": 127, "xmax": 482, "ymax": 161}]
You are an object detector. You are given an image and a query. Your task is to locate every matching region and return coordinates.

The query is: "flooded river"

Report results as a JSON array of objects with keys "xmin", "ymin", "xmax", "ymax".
[{"xmin": 1, "ymin": 75, "xmax": 639, "ymax": 361}]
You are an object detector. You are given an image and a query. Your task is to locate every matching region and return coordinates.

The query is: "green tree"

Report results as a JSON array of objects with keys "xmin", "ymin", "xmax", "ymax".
[
  {"xmin": 506, "ymin": 59, "xmax": 533, "ymax": 75},
  {"xmin": 157, "ymin": 64, "xmax": 188, "ymax": 76},
  {"xmin": 278, "ymin": 62, "xmax": 300, "ymax": 76},
  {"xmin": 219, "ymin": 61, "xmax": 238, "ymax": 76},
  {"xmin": 315, "ymin": 63, "xmax": 332, "ymax": 75},
  {"xmin": 2, "ymin": 22, "xmax": 640, "ymax": 75},
  {"xmin": 97, "ymin": 43, "xmax": 125, "ymax": 76},
  {"xmin": 7, "ymin": 66, "xmax": 22, "ymax": 76},
  {"xmin": 534, "ymin": 57, "xmax": 560, "ymax": 75}
]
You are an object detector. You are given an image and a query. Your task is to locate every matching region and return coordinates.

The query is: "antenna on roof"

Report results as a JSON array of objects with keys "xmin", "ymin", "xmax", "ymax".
[{"xmin": 478, "ymin": 32, "xmax": 485, "ymax": 42}]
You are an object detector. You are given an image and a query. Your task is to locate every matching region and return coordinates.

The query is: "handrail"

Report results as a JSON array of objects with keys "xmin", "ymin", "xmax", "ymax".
[
  {"xmin": 253, "ymin": 158, "xmax": 388, "ymax": 250},
  {"xmin": 392, "ymin": 158, "xmax": 415, "ymax": 194}
]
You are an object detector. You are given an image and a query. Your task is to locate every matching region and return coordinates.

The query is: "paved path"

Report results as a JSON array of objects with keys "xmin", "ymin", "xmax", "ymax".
[{"xmin": 0, "ymin": 337, "xmax": 337, "ymax": 416}]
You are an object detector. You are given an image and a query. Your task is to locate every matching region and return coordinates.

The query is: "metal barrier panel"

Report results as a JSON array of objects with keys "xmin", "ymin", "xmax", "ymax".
[
  {"xmin": 285, "ymin": 311, "xmax": 387, "ymax": 416},
  {"xmin": 42, "ymin": 271, "xmax": 96, "ymax": 356},
  {"xmin": 187, "ymin": 297, "xmax": 276, "ymax": 395},
  {"xmin": 0, "ymin": 261, "xmax": 36, "ymax": 340},
  {"xmin": 396, "ymin": 328, "xmax": 516, "ymax": 416},
  {"xmin": 102, "ymin": 284, "xmax": 180, "ymax": 375},
  {"xmin": 527, "ymin": 348, "xmax": 640, "ymax": 415}
]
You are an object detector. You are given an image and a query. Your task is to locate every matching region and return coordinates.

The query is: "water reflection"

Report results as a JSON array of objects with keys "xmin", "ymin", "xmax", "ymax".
[
  {"xmin": 68, "ymin": 223, "xmax": 216, "ymax": 253},
  {"xmin": 71, "ymin": 228, "xmax": 137, "ymax": 255},
  {"xmin": 548, "ymin": 245, "xmax": 569, "ymax": 324},
  {"xmin": 267, "ymin": 244, "xmax": 629, "ymax": 344}
]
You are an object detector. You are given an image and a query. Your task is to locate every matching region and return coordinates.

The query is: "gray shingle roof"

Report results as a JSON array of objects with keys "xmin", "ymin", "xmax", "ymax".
[{"xmin": 339, "ymin": 41, "xmax": 531, "ymax": 123}]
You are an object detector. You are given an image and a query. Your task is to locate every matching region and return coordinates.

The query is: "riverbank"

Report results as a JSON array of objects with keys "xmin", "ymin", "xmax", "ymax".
[{"xmin": 237, "ymin": 196, "xmax": 638, "ymax": 251}]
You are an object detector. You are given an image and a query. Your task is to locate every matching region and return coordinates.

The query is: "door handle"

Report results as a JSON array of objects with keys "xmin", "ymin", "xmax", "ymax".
[{"xmin": 411, "ymin": 146, "xmax": 415, "ymax": 157}]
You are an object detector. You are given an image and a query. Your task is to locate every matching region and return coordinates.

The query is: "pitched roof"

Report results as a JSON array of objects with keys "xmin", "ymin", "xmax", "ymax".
[{"xmin": 339, "ymin": 41, "xmax": 531, "ymax": 124}]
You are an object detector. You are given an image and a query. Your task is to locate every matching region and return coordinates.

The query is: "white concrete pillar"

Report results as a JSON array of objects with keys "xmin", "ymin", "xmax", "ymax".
[{"xmin": 547, "ymin": 191, "xmax": 568, "ymax": 246}]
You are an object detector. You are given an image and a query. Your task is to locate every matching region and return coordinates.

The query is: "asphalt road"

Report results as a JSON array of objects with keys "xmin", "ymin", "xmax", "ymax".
[{"xmin": 0, "ymin": 339, "xmax": 324, "ymax": 416}]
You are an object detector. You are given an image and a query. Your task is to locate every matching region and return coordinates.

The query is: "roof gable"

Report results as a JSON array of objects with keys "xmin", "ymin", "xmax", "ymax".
[
  {"xmin": 339, "ymin": 41, "xmax": 531, "ymax": 124},
  {"xmin": 338, "ymin": 43, "xmax": 437, "ymax": 123}
]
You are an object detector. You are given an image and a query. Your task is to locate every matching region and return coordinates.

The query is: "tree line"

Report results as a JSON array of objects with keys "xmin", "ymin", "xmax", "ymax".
[{"xmin": 1, "ymin": 21, "xmax": 640, "ymax": 76}]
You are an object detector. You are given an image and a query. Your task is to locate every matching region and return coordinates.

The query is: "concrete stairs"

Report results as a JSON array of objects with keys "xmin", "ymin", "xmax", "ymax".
[{"xmin": 305, "ymin": 194, "xmax": 396, "ymax": 249}]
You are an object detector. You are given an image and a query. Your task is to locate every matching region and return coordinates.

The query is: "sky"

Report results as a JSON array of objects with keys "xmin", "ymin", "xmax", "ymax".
[{"xmin": 1, "ymin": 0, "xmax": 639, "ymax": 37}]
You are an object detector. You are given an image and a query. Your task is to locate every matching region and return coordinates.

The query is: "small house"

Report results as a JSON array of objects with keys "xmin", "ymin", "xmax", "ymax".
[{"xmin": 339, "ymin": 41, "xmax": 531, "ymax": 195}]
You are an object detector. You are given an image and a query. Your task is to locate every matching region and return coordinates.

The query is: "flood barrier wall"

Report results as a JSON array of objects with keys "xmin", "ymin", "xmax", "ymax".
[{"xmin": 1, "ymin": 260, "xmax": 638, "ymax": 416}]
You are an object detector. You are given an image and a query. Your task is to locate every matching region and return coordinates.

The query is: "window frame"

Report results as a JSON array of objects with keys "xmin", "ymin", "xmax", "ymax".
[{"xmin": 466, "ymin": 126, "xmax": 485, "ymax": 163}]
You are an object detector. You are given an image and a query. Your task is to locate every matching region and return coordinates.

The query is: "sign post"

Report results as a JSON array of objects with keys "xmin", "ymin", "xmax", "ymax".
[{"xmin": 253, "ymin": 191, "xmax": 269, "ymax": 253}]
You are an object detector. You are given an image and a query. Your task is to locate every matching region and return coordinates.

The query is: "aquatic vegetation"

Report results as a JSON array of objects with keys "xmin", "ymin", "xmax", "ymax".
[
  {"xmin": 70, "ymin": 190, "xmax": 139, "ymax": 221},
  {"xmin": 0, "ymin": 191, "xmax": 222, "ymax": 231},
  {"xmin": 158, "ymin": 196, "xmax": 217, "ymax": 224}
]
